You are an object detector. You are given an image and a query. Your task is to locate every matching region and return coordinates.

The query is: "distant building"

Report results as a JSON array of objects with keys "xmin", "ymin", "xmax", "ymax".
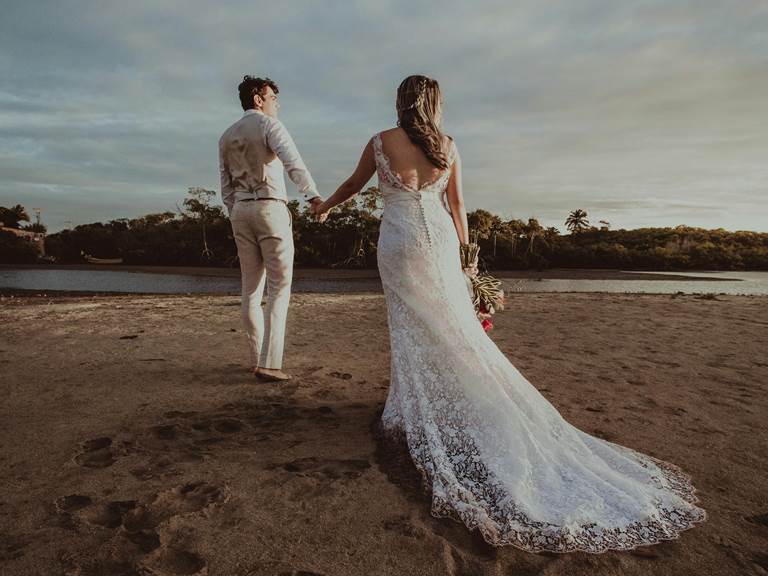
[{"xmin": 0, "ymin": 225, "xmax": 45, "ymax": 256}]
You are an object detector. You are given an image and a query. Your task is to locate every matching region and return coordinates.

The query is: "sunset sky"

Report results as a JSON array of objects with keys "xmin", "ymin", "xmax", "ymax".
[{"xmin": 1, "ymin": 0, "xmax": 766, "ymax": 232}]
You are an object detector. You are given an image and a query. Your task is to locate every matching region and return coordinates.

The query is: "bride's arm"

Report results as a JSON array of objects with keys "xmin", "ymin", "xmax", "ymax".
[
  {"xmin": 316, "ymin": 139, "xmax": 376, "ymax": 214},
  {"xmin": 445, "ymin": 150, "xmax": 469, "ymax": 245}
]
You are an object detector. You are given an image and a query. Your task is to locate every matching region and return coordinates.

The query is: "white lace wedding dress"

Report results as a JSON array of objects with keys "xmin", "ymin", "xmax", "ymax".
[{"xmin": 372, "ymin": 132, "xmax": 707, "ymax": 554}]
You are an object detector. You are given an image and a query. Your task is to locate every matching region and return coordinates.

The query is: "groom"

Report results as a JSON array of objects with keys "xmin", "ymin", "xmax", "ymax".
[{"xmin": 219, "ymin": 75, "xmax": 325, "ymax": 382}]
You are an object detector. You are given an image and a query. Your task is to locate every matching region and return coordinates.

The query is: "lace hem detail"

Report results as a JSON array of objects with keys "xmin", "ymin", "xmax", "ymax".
[{"xmin": 377, "ymin": 422, "xmax": 707, "ymax": 554}]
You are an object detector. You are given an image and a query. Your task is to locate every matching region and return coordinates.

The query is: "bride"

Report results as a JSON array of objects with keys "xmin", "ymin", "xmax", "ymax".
[{"xmin": 313, "ymin": 75, "xmax": 707, "ymax": 553}]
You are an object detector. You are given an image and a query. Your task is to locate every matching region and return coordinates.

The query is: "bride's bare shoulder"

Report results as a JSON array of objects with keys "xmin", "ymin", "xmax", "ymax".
[{"xmin": 378, "ymin": 127, "xmax": 403, "ymax": 142}]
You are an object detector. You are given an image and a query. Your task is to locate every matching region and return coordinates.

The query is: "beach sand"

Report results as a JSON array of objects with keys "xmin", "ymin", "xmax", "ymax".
[{"xmin": 1, "ymin": 292, "xmax": 766, "ymax": 575}]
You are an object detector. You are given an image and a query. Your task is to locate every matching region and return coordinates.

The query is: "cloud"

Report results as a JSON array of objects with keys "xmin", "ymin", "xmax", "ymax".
[{"xmin": 1, "ymin": 0, "xmax": 766, "ymax": 232}]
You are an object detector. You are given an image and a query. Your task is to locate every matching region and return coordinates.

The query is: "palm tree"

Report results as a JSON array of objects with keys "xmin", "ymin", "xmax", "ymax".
[
  {"xmin": 504, "ymin": 218, "xmax": 526, "ymax": 258},
  {"xmin": 524, "ymin": 218, "xmax": 543, "ymax": 257},
  {"xmin": 490, "ymin": 220, "xmax": 506, "ymax": 258},
  {"xmin": 565, "ymin": 209, "xmax": 590, "ymax": 234}
]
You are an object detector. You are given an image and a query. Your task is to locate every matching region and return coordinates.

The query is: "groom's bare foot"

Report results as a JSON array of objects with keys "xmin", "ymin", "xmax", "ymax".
[{"xmin": 255, "ymin": 367, "xmax": 292, "ymax": 382}]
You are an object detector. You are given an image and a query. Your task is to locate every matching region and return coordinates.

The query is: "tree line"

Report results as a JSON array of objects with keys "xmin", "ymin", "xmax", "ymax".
[
  {"xmin": 0, "ymin": 204, "xmax": 48, "ymax": 263},
  {"xmin": 2, "ymin": 190, "xmax": 767, "ymax": 270}
]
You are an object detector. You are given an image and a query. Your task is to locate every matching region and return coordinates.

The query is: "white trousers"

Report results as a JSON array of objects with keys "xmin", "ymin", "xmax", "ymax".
[{"xmin": 230, "ymin": 199, "xmax": 294, "ymax": 369}]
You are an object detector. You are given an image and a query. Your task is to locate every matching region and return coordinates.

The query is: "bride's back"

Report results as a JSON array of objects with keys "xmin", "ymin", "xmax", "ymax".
[{"xmin": 379, "ymin": 128, "xmax": 452, "ymax": 191}]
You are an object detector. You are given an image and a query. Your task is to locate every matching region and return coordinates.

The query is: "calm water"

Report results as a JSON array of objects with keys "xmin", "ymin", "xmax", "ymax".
[
  {"xmin": 0, "ymin": 268, "xmax": 378, "ymax": 294},
  {"xmin": 1, "ymin": 268, "xmax": 767, "ymax": 295},
  {"xmin": 506, "ymin": 271, "xmax": 768, "ymax": 296}
]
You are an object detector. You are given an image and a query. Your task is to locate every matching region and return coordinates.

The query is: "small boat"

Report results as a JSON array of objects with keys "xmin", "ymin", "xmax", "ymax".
[{"xmin": 82, "ymin": 252, "xmax": 123, "ymax": 265}]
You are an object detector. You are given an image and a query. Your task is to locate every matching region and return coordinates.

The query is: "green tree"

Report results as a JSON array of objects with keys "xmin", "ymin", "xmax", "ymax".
[
  {"xmin": 183, "ymin": 187, "xmax": 225, "ymax": 262},
  {"xmin": 565, "ymin": 209, "xmax": 590, "ymax": 234},
  {"xmin": 0, "ymin": 230, "xmax": 39, "ymax": 263},
  {"xmin": 523, "ymin": 218, "xmax": 544, "ymax": 264},
  {"xmin": 467, "ymin": 209, "xmax": 502, "ymax": 241},
  {"xmin": 0, "ymin": 205, "xmax": 30, "ymax": 229},
  {"xmin": 39, "ymin": 189, "xmax": 768, "ymax": 271}
]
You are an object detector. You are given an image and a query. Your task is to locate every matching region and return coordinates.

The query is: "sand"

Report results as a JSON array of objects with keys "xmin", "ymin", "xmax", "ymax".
[{"xmin": 0, "ymin": 292, "xmax": 766, "ymax": 576}]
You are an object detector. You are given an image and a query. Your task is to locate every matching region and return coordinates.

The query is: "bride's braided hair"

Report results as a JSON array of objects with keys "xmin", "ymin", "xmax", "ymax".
[{"xmin": 396, "ymin": 75, "xmax": 449, "ymax": 170}]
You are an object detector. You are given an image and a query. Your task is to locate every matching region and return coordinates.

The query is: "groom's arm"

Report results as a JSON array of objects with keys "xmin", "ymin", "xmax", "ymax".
[
  {"xmin": 218, "ymin": 137, "xmax": 235, "ymax": 216},
  {"xmin": 264, "ymin": 118, "xmax": 320, "ymax": 203}
]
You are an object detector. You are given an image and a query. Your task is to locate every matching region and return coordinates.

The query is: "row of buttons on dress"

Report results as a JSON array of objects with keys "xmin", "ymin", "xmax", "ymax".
[{"xmin": 417, "ymin": 194, "xmax": 433, "ymax": 249}]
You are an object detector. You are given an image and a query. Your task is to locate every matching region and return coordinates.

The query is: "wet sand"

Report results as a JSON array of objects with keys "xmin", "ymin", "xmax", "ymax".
[{"xmin": 1, "ymin": 292, "xmax": 766, "ymax": 575}]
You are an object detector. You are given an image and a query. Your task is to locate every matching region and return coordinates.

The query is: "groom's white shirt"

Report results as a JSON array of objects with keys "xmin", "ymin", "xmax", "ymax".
[{"xmin": 218, "ymin": 109, "xmax": 319, "ymax": 216}]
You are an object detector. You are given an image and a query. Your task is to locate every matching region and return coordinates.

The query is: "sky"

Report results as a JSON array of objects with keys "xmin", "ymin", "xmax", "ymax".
[{"xmin": 1, "ymin": 0, "xmax": 766, "ymax": 233}]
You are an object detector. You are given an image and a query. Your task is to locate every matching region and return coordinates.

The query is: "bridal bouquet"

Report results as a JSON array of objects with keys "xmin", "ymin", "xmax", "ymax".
[{"xmin": 460, "ymin": 242, "xmax": 506, "ymax": 332}]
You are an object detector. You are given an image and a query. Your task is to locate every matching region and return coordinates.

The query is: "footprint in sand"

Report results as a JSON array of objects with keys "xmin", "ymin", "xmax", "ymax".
[
  {"xmin": 54, "ymin": 481, "xmax": 224, "ymax": 576},
  {"xmin": 75, "ymin": 437, "xmax": 117, "ymax": 468},
  {"xmin": 151, "ymin": 424, "xmax": 178, "ymax": 440},
  {"xmin": 56, "ymin": 494, "xmax": 93, "ymax": 513},
  {"xmin": 584, "ymin": 406, "xmax": 605, "ymax": 413},
  {"xmin": 328, "ymin": 371, "xmax": 352, "ymax": 380},
  {"xmin": 81, "ymin": 396, "xmax": 341, "ymax": 484},
  {"xmin": 211, "ymin": 417, "xmax": 244, "ymax": 433},
  {"xmin": 163, "ymin": 410, "xmax": 200, "ymax": 419},
  {"xmin": 63, "ymin": 550, "xmax": 206, "ymax": 576},
  {"xmin": 83, "ymin": 500, "xmax": 139, "ymax": 529},
  {"xmin": 753, "ymin": 553, "xmax": 768, "ymax": 572},
  {"xmin": 59, "ymin": 482, "xmax": 225, "ymax": 532},
  {"xmin": 382, "ymin": 515, "xmax": 426, "ymax": 539},
  {"xmin": 270, "ymin": 457, "xmax": 371, "ymax": 481},
  {"xmin": 745, "ymin": 512, "xmax": 768, "ymax": 527},
  {"xmin": 444, "ymin": 543, "xmax": 497, "ymax": 576},
  {"xmin": 648, "ymin": 359, "xmax": 682, "ymax": 368},
  {"xmin": 141, "ymin": 547, "xmax": 207, "ymax": 575},
  {"xmin": 0, "ymin": 534, "xmax": 28, "ymax": 562},
  {"xmin": 124, "ymin": 527, "xmax": 162, "ymax": 553},
  {"xmin": 149, "ymin": 480, "xmax": 226, "ymax": 518},
  {"xmin": 641, "ymin": 397, "xmax": 660, "ymax": 408},
  {"xmin": 59, "ymin": 558, "xmax": 140, "ymax": 576}
]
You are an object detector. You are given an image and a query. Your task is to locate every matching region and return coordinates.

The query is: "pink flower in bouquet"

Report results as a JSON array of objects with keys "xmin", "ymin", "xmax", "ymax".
[{"xmin": 481, "ymin": 318, "xmax": 493, "ymax": 332}]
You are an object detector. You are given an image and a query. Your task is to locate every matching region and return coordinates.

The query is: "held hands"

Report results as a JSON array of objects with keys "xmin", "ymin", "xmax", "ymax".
[{"xmin": 309, "ymin": 197, "xmax": 329, "ymax": 223}]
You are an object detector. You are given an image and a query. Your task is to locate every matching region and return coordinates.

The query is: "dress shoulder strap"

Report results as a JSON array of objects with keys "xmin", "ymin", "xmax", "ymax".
[
  {"xmin": 371, "ymin": 132, "xmax": 385, "ymax": 168},
  {"xmin": 446, "ymin": 137, "xmax": 458, "ymax": 167}
]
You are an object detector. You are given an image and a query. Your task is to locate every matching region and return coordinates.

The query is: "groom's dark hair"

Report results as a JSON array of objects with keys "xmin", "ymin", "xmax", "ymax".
[{"xmin": 238, "ymin": 75, "xmax": 279, "ymax": 111}]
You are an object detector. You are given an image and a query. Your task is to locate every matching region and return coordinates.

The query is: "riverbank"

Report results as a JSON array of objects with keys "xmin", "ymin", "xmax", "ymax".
[
  {"xmin": 0, "ymin": 263, "xmax": 735, "ymax": 281},
  {"xmin": 1, "ymin": 292, "xmax": 766, "ymax": 575}
]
